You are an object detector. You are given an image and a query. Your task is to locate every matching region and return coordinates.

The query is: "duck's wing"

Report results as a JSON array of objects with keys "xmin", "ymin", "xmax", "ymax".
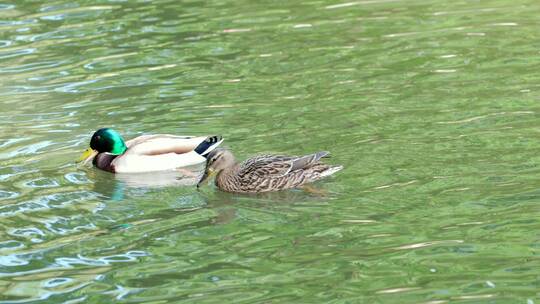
[
  {"xmin": 288, "ymin": 151, "xmax": 329, "ymax": 172},
  {"xmin": 125, "ymin": 135, "xmax": 219, "ymax": 156},
  {"xmin": 238, "ymin": 151, "xmax": 329, "ymax": 178},
  {"xmin": 237, "ymin": 155, "xmax": 294, "ymax": 177},
  {"xmin": 124, "ymin": 134, "xmax": 193, "ymax": 148}
]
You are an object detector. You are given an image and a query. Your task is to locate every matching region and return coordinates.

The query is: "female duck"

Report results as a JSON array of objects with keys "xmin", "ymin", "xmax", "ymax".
[
  {"xmin": 197, "ymin": 148, "xmax": 342, "ymax": 193},
  {"xmin": 79, "ymin": 128, "xmax": 222, "ymax": 173}
]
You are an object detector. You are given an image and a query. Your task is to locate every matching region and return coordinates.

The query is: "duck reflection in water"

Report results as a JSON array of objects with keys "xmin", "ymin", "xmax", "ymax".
[{"xmin": 90, "ymin": 164, "xmax": 204, "ymax": 201}]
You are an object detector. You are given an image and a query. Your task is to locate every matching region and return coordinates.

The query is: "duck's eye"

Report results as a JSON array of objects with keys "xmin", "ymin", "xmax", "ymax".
[{"xmin": 210, "ymin": 153, "xmax": 223, "ymax": 163}]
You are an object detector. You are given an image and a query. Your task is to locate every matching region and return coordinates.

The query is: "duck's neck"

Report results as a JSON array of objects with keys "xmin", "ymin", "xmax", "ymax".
[
  {"xmin": 93, "ymin": 153, "xmax": 119, "ymax": 172},
  {"xmin": 215, "ymin": 163, "xmax": 239, "ymax": 186}
]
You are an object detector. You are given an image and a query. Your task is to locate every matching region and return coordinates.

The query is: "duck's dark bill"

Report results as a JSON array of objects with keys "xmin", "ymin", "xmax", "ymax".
[{"xmin": 197, "ymin": 168, "xmax": 215, "ymax": 188}]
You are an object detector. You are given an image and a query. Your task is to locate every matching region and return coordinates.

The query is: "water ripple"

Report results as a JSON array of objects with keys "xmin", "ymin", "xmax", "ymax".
[
  {"xmin": 0, "ymin": 191, "xmax": 99, "ymax": 218},
  {"xmin": 0, "ymin": 190, "xmax": 19, "ymax": 200},
  {"xmin": 23, "ymin": 177, "xmax": 60, "ymax": 188}
]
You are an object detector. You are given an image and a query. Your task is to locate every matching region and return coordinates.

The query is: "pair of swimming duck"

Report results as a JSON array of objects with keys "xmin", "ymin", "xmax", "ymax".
[{"xmin": 79, "ymin": 128, "xmax": 343, "ymax": 193}]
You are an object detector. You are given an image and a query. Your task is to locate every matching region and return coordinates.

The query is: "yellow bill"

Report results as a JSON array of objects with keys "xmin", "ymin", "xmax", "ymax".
[
  {"xmin": 78, "ymin": 148, "xmax": 98, "ymax": 164},
  {"xmin": 197, "ymin": 168, "xmax": 215, "ymax": 188}
]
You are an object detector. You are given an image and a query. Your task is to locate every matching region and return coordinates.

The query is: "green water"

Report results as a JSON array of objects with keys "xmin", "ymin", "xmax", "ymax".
[{"xmin": 1, "ymin": 0, "xmax": 540, "ymax": 302}]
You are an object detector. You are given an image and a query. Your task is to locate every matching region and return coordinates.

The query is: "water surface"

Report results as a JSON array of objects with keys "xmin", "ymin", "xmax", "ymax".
[{"xmin": 1, "ymin": 0, "xmax": 540, "ymax": 303}]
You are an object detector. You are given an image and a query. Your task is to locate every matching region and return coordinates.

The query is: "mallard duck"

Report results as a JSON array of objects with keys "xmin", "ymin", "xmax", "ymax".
[
  {"xmin": 197, "ymin": 148, "xmax": 342, "ymax": 193},
  {"xmin": 79, "ymin": 128, "xmax": 223, "ymax": 173}
]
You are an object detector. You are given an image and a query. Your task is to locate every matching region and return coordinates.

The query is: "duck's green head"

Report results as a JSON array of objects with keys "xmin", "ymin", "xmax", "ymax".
[
  {"xmin": 79, "ymin": 128, "xmax": 127, "ymax": 163},
  {"xmin": 90, "ymin": 128, "xmax": 127, "ymax": 154}
]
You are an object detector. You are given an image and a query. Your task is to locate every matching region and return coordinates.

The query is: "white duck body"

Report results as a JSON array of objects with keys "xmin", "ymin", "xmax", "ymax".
[{"xmin": 92, "ymin": 134, "xmax": 222, "ymax": 173}]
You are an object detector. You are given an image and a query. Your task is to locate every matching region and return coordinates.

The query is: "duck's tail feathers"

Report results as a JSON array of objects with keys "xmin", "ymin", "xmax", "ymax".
[
  {"xmin": 319, "ymin": 165, "xmax": 343, "ymax": 178},
  {"xmin": 194, "ymin": 135, "xmax": 224, "ymax": 156}
]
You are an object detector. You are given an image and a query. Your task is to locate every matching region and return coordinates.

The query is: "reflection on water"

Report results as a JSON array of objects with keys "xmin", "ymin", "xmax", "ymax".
[
  {"xmin": 88, "ymin": 164, "xmax": 204, "ymax": 200},
  {"xmin": 1, "ymin": 0, "xmax": 540, "ymax": 302}
]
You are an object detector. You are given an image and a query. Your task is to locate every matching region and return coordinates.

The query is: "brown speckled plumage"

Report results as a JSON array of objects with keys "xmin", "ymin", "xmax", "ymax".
[{"xmin": 199, "ymin": 149, "xmax": 343, "ymax": 193}]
